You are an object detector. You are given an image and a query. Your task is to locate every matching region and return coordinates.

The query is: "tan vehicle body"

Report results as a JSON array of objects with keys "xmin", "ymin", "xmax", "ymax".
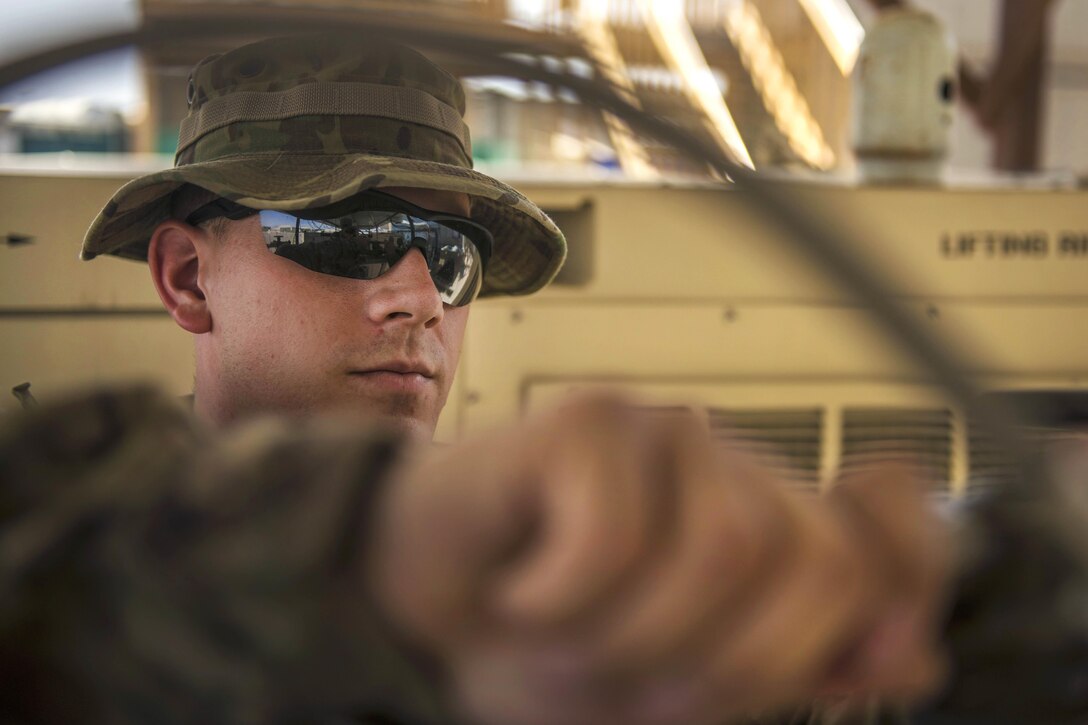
[{"xmin": 3, "ymin": 166, "xmax": 1087, "ymax": 493}]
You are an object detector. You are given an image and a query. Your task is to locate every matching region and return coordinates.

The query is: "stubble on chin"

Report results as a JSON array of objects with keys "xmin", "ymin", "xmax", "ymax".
[{"xmin": 359, "ymin": 387, "xmax": 442, "ymax": 438}]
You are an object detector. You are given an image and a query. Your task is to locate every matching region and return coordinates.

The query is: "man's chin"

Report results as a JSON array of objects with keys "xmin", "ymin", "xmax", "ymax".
[
  {"xmin": 329, "ymin": 391, "xmax": 439, "ymax": 440},
  {"xmin": 370, "ymin": 410, "xmax": 438, "ymax": 440},
  {"xmin": 195, "ymin": 383, "xmax": 440, "ymax": 438}
]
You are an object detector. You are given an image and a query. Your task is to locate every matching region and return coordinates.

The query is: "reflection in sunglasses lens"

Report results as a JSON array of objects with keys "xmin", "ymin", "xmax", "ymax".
[{"xmin": 257, "ymin": 209, "xmax": 483, "ymax": 306}]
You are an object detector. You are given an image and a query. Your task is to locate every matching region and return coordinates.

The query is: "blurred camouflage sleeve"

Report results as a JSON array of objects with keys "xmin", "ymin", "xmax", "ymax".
[{"xmin": 0, "ymin": 386, "xmax": 449, "ymax": 724}]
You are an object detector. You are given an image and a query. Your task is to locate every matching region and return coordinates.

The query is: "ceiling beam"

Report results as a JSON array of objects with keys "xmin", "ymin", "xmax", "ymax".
[
  {"xmin": 573, "ymin": 0, "xmax": 658, "ymax": 178},
  {"xmin": 637, "ymin": 0, "xmax": 755, "ymax": 169}
]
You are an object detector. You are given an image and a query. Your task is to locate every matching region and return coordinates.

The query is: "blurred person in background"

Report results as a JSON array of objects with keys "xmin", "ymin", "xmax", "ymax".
[{"xmin": 0, "ymin": 33, "xmax": 948, "ymax": 725}]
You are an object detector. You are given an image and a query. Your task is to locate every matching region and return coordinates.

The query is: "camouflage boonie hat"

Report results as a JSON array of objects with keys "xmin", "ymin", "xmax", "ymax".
[{"xmin": 81, "ymin": 34, "xmax": 566, "ymax": 297}]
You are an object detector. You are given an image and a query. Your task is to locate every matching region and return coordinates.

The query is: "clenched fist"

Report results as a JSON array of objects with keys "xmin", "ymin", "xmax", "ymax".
[{"xmin": 368, "ymin": 395, "xmax": 950, "ymax": 724}]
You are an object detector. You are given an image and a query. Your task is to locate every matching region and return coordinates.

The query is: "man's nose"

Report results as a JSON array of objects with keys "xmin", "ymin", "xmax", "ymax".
[{"xmin": 363, "ymin": 249, "xmax": 444, "ymax": 327}]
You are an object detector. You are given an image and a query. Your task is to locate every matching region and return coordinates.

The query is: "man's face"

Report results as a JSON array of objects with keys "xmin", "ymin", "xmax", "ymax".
[{"xmin": 195, "ymin": 187, "xmax": 472, "ymax": 438}]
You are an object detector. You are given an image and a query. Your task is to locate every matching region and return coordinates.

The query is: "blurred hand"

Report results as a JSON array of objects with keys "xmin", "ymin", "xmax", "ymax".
[{"xmin": 368, "ymin": 395, "xmax": 950, "ymax": 725}]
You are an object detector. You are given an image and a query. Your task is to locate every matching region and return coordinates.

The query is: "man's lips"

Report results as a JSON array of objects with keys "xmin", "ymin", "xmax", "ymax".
[
  {"xmin": 349, "ymin": 361, "xmax": 436, "ymax": 378},
  {"xmin": 347, "ymin": 363, "xmax": 437, "ymax": 391}
]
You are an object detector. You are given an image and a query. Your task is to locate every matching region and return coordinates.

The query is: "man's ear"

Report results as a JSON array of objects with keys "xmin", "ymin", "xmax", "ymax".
[{"xmin": 148, "ymin": 220, "xmax": 212, "ymax": 334}]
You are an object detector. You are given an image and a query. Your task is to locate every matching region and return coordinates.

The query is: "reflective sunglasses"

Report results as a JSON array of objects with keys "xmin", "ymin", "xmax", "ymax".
[{"xmin": 186, "ymin": 190, "xmax": 492, "ymax": 307}]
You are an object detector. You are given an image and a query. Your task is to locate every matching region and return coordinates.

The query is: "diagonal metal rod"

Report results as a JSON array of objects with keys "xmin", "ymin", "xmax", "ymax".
[
  {"xmin": 3, "ymin": 22, "xmax": 1082, "ymax": 721},
  {"xmin": 453, "ymin": 44, "xmax": 1035, "ymax": 472}
]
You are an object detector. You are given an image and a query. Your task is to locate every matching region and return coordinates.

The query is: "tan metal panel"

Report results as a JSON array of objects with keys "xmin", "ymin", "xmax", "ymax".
[
  {"xmin": 459, "ymin": 300, "xmax": 1088, "ymax": 431},
  {"xmin": 784, "ymin": 183, "xmax": 1088, "ymax": 300},
  {"xmin": 5, "ymin": 175, "xmax": 1086, "ymax": 308},
  {"xmin": 0, "ymin": 174, "xmax": 162, "ymax": 308},
  {"xmin": 524, "ymin": 182, "xmax": 1088, "ymax": 302},
  {"xmin": 0, "ymin": 316, "xmax": 192, "ymax": 414},
  {"xmin": 2, "ymin": 173, "xmax": 1085, "ymax": 447}
]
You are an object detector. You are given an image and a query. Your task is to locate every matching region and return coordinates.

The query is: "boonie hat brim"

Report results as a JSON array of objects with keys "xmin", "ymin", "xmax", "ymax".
[{"xmin": 82, "ymin": 152, "xmax": 565, "ymax": 298}]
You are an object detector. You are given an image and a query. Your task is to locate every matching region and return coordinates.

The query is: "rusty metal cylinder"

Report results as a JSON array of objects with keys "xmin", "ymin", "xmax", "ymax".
[{"xmin": 851, "ymin": 7, "xmax": 956, "ymax": 182}]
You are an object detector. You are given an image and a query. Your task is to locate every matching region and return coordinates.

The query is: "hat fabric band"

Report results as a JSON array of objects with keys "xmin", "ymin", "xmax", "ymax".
[
  {"xmin": 176, "ymin": 81, "xmax": 472, "ymax": 165},
  {"xmin": 176, "ymin": 113, "xmax": 473, "ymax": 169}
]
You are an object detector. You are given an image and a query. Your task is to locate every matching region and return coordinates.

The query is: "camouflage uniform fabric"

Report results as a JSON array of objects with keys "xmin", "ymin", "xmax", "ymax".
[
  {"xmin": 0, "ymin": 387, "xmax": 449, "ymax": 724},
  {"xmin": 0, "ymin": 387, "xmax": 910, "ymax": 725},
  {"xmin": 80, "ymin": 34, "xmax": 567, "ymax": 298}
]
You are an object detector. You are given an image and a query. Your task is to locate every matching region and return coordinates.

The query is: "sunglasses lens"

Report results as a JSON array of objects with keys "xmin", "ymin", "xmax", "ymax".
[{"xmin": 257, "ymin": 209, "xmax": 485, "ymax": 306}]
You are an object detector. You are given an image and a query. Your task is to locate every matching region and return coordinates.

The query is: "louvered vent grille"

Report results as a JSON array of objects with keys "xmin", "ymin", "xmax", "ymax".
[
  {"xmin": 707, "ymin": 408, "xmax": 822, "ymax": 491},
  {"xmin": 841, "ymin": 408, "xmax": 952, "ymax": 488},
  {"xmin": 966, "ymin": 416, "xmax": 1015, "ymax": 488},
  {"xmin": 624, "ymin": 394, "xmax": 1088, "ymax": 494},
  {"xmin": 968, "ymin": 423, "xmax": 1068, "ymax": 488}
]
